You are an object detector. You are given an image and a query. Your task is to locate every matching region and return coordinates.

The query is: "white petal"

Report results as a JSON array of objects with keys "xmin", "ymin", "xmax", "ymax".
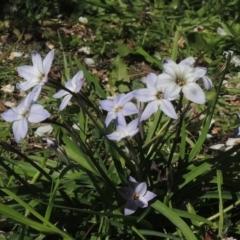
[
  {"xmin": 192, "ymin": 67, "xmax": 207, "ymax": 81},
  {"xmin": 200, "ymin": 76, "xmax": 213, "ymax": 90},
  {"xmin": 53, "ymin": 90, "xmax": 69, "ymax": 99},
  {"xmin": 146, "ymin": 73, "xmax": 157, "ymax": 90},
  {"xmin": 99, "ymin": 100, "xmax": 114, "ymax": 111},
  {"xmin": 105, "ymin": 111, "xmax": 117, "ymax": 127},
  {"xmin": 12, "ymin": 119, "xmax": 28, "ymax": 143},
  {"xmin": 124, "ymin": 200, "xmax": 138, "ymax": 215},
  {"xmin": 135, "ymin": 197, "xmax": 148, "ymax": 208},
  {"xmin": 43, "ymin": 49, "xmax": 55, "ymax": 75},
  {"xmin": 118, "ymin": 187, "xmax": 134, "ymax": 199},
  {"xmin": 107, "ymin": 131, "xmax": 123, "ymax": 142},
  {"xmin": 28, "ymin": 104, "xmax": 51, "ymax": 123},
  {"xmin": 135, "ymin": 182, "xmax": 147, "ymax": 197},
  {"xmin": 160, "ymin": 99, "xmax": 178, "ymax": 119},
  {"xmin": 210, "ymin": 144, "xmax": 225, "ymax": 150},
  {"xmin": 121, "ymin": 102, "xmax": 139, "ymax": 116},
  {"xmin": 17, "ymin": 66, "xmax": 37, "ymax": 81},
  {"xmin": 143, "ymin": 191, "xmax": 157, "ymax": 201},
  {"xmin": 17, "ymin": 78, "xmax": 40, "ymax": 91},
  {"xmin": 117, "ymin": 92, "xmax": 134, "ymax": 106},
  {"xmin": 127, "ymin": 119, "xmax": 139, "ymax": 133},
  {"xmin": 140, "ymin": 101, "xmax": 159, "ymax": 121},
  {"xmin": 35, "ymin": 124, "xmax": 53, "ymax": 137},
  {"xmin": 59, "ymin": 94, "xmax": 73, "ymax": 111},
  {"xmin": 179, "ymin": 56, "xmax": 195, "ymax": 67},
  {"xmin": 133, "ymin": 89, "xmax": 156, "ymax": 102},
  {"xmin": 31, "ymin": 51, "xmax": 44, "ymax": 74},
  {"xmin": 162, "ymin": 84, "xmax": 180, "ymax": 100},
  {"xmin": 182, "ymin": 83, "xmax": 205, "ymax": 104},
  {"xmin": 1, "ymin": 109, "xmax": 20, "ymax": 122}
]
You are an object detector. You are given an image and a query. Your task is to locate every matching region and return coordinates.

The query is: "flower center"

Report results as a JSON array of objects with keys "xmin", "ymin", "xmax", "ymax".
[
  {"xmin": 133, "ymin": 194, "xmax": 140, "ymax": 200},
  {"xmin": 156, "ymin": 91, "xmax": 163, "ymax": 100},
  {"xmin": 176, "ymin": 78, "xmax": 185, "ymax": 86},
  {"xmin": 115, "ymin": 106, "xmax": 122, "ymax": 112}
]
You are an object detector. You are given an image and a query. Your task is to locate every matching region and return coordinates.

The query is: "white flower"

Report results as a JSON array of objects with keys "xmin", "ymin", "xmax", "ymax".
[
  {"xmin": 99, "ymin": 93, "xmax": 138, "ymax": 127},
  {"xmin": 107, "ymin": 118, "xmax": 139, "ymax": 142},
  {"xmin": 53, "ymin": 71, "xmax": 84, "ymax": 111},
  {"xmin": 1, "ymin": 91, "xmax": 51, "ymax": 143},
  {"xmin": 223, "ymin": 50, "xmax": 240, "ymax": 67},
  {"xmin": 157, "ymin": 57, "xmax": 212, "ymax": 104},
  {"xmin": 134, "ymin": 73, "xmax": 179, "ymax": 120},
  {"xmin": 119, "ymin": 176, "xmax": 156, "ymax": 216},
  {"xmin": 78, "ymin": 17, "xmax": 88, "ymax": 24},
  {"xmin": 217, "ymin": 27, "xmax": 227, "ymax": 36},
  {"xmin": 17, "ymin": 49, "xmax": 55, "ymax": 100}
]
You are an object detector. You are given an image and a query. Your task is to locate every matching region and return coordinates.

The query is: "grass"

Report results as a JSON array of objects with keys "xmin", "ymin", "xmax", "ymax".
[{"xmin": 1, "ymin": 0, "xmax": 240, "ymax": 239}]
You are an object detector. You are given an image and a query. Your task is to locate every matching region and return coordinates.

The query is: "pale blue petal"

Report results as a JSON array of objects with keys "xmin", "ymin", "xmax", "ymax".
[
  {"xmin": 136, "ymin": 197, "xmax": 148, "ymax": 208},
  {"xmin": 133, "ymin": 89, "xmax": 156, "ymax": 102},
  {"xmin": 192, "ymin": 67, "xmax": 207, "ymax": 80},
  {"xmin": 28, "ymin": 104, "xmax": 51, "ymax": 123},
  {"xmin": 31, "ymin": 85, "xmax": 42, "ymax": 102},
  {"xmin": 99, "ymin": 100, "xmax": 114, "ymax": 111},
  {"xmin": 121, "ymin": 102, "xmax": 138, "ymax": 116},
  {"xmin": 162, "ymin": 84, "xmax": 180, "ymax": 100},
  {"xmin": 127, "ymin": 119, "xmax": 139, "ymax": 135},
  {"xmin": 117, "ymin": 92, "xmax": 134, "ymax": 106},
  {"xmin": 72, "ymin": 71, "xmax": 84, "ymax": 86},
  {"xmin": 107, "ymin": 131, "xmax": 123, "ymax": 142},
  {"xmin": 146, "ymin": 73, "xmax": 157, "ymax": 90},
  {"xmin": 128, "ymin": 176, "xmax": 138, "ymax": 190},
  {"xmin": 17, "ymin": 78, "xmax": 40, "ymax": 91},
  {"xmin": 59, "ymin": 94, "xmax": 72, "ymax": 111},
  {"xmin": 31, "ymin": 51, "xmax": 44, "ymax": 74},
  {"xmin": 17, "ymin": 66, "xmax": 37, "ymax": 81},
  {"xmin": 124, "ymin": 200, "xmax": 138, "ymax": 215},
  {"xmin": 53, "ymin": 90, "xmax": 69, "ymax": 99},
  {"xmin": 12, "ymin": 119, "xmax": 28, "ymax": 143},
  {"xmin": 105, "ymin": 111, "xmax": 117, "ymax": 127},
  {"xmin": 200, "ymin": 76, "xmax": 213, "ymax": 90},
  {"xmin": 179, "ymin": 56, "xmax": 195, "ymax": 67},
  {"xmin": 143, "ymin": 191, "xmax": 157, "ymax": 201},
  {"xmin": 43, "ymin": 49, "xmax": 55, "ymax": 75},
  {"xmin": 116, "ymin": 111, "xmax": 127, "ymax": 126},
  {"xmin": 1, "ymin": 109, "xmax": 21, "ymax": 122},
  {"xmin": 157, "ymin": 73, "xmax": 176, "ymax": 87},
  {"xmin": 140, "ymin": 101, "xmax": 159, "ymax": 121},
  {"xmin": 119, "ymin": 187, "xmax": 134, "ymax": 199},
  {"xmin": 182, "ymin": 83, "xmax": 205, "ymax": 104},
  {"xmin": 135, "ymin": 182, "xmax": 147, "ymax": 197},
  {"xmin": 160, "ymin": 99, "xmax": 178, "ymax": 119}
]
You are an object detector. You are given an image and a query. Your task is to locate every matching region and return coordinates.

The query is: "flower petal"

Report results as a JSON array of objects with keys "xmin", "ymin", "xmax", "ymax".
[
  {"xmin": 59, "ymin": 94, "xmax": 72, "ymax": 111},
  {"xmin": 179, "ymin": 56, "xmax": 195, "ymax": 67},
  {"xmin": 117, "ymin": 92, "xmax": 134, "ymax": 106},
  {"xmin": 133, "ymin": 89, "xmax": 156, "ymax": 102},
  {"xmin": 146, "ymin": 73, "xmax": 157, "ymax": 90},
  {"xmin": 105, "ymin": 111, "xmax": 117, "ymax": 127},
  {"xmin": 128, "ymin": 176, "xmax": 138, "ymax": 190},
  {"xmin": 43, "ymin": 49, "xmax": 55, "ymax": 75},
  {"xmin": 200, "ymin": 76, "xmax": 213, "ymax": 90},
  {"xmin": 160, "ymin": 99, "xmax": 178, "ymax": 119},
  {"xmin": 121, "ymin": 102, "xmax": 138, "ymax": 116},
  {"xmin": 99, "ymin": 100, "xmax": 114, "ymax": 112},
  {"xmin": 124, "ymin": 200, "xmax": 138, "ymax": 215},
  {"xmin": 140, "ymin": 101, "xmax": 159, "ymax": 121},
  {"xmin": 182, "ymin": 83, "xmax": 206, "ymax": 104},
  {"xmin": 53, "ymin": 90, "xmax": 69, "ymax": 99},
  {"xmin": 119, "ymin": 187, "xmax": 134, "ymax": 200},
  {"xmin": 12, "ymin": 119, "xmax": 28, "ymax": 143},
  {"xmin": 31, "ymin": 51, "xmax": 44, "ymax": 75},
  {"xmin": 143, "ymin": 191, "xmax": 157, "ymax": 201},
  {"xmin": 135, "ymin": 197, "xmax": 148, "ymax": 208},
  {"xmin": 1, "ymin": 109, "xmax": 21, "ymax": 122},
  {"xmin": 17, "ymin": 66, "xmax": 38, "ymax": 82},
  {"xmin": 28, "ymin": 104, "xmax": 51, "ymax": 123},
  {"xmin": 135, "ymin": 182, "xmax": 147, "ymax": 197}
]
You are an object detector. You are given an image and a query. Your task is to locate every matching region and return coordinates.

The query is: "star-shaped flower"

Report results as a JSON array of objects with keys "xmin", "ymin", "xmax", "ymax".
[
  {"xmin": 134, "ymin": 73, "xmax": 179, "ymax": 120},
  {"xmin": 99, "ymin": 93, "xmax": 138, "ymax": 127},
  {"xmin": 1, "ymin": 91, "xmax": 51, "ymax": 143},
  {"xmin": 17, "ymin": 49, "xmax": 55, "ymax": 100},
  {"xmin": 157, "ymin": 57, "xmax": 212, "ymax": 104},
  {"xmin": 107, "ymin": 118, "xmax": 139, "ymax": 142},
  {"xmin": 119, "ymin": 176, "xmax": 156, "ymax": 216},
  {"xmin": 53, "ymin": 71, "xmax": 84, "ymax": 111}
]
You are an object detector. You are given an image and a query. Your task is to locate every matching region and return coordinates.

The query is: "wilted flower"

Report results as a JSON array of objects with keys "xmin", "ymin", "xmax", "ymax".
[
  {"xmin": 53, "ymin": 71, "xmax": 84, "ymax": 111},
  {"xmin": 107, "ymin": 118, "xmax": 139, "ymax": 142},
  {"xmin": 17, "ymin": 49, "xmax": 55, "ymax": 100},
  {"xmin": 119, "ymin": 176, "xmax": 156, "ymax": 215},
  {"xmin": 134, "ymin": 73, "xmax": 179, "ymax": 120},
  {"xmin": 1, "ymin": 91, "xmax": 50, "ymax": 143},
  {"xmin": 157, "ymin": 57, "xmax": 212, "ymax": 104},
  {"xmin": 223, "ymin": 50, "xmax": 240, "ymax": 67},
  {"xmin": 99, "ymin": 93, "xmax": 138, "ymax": 127}
]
